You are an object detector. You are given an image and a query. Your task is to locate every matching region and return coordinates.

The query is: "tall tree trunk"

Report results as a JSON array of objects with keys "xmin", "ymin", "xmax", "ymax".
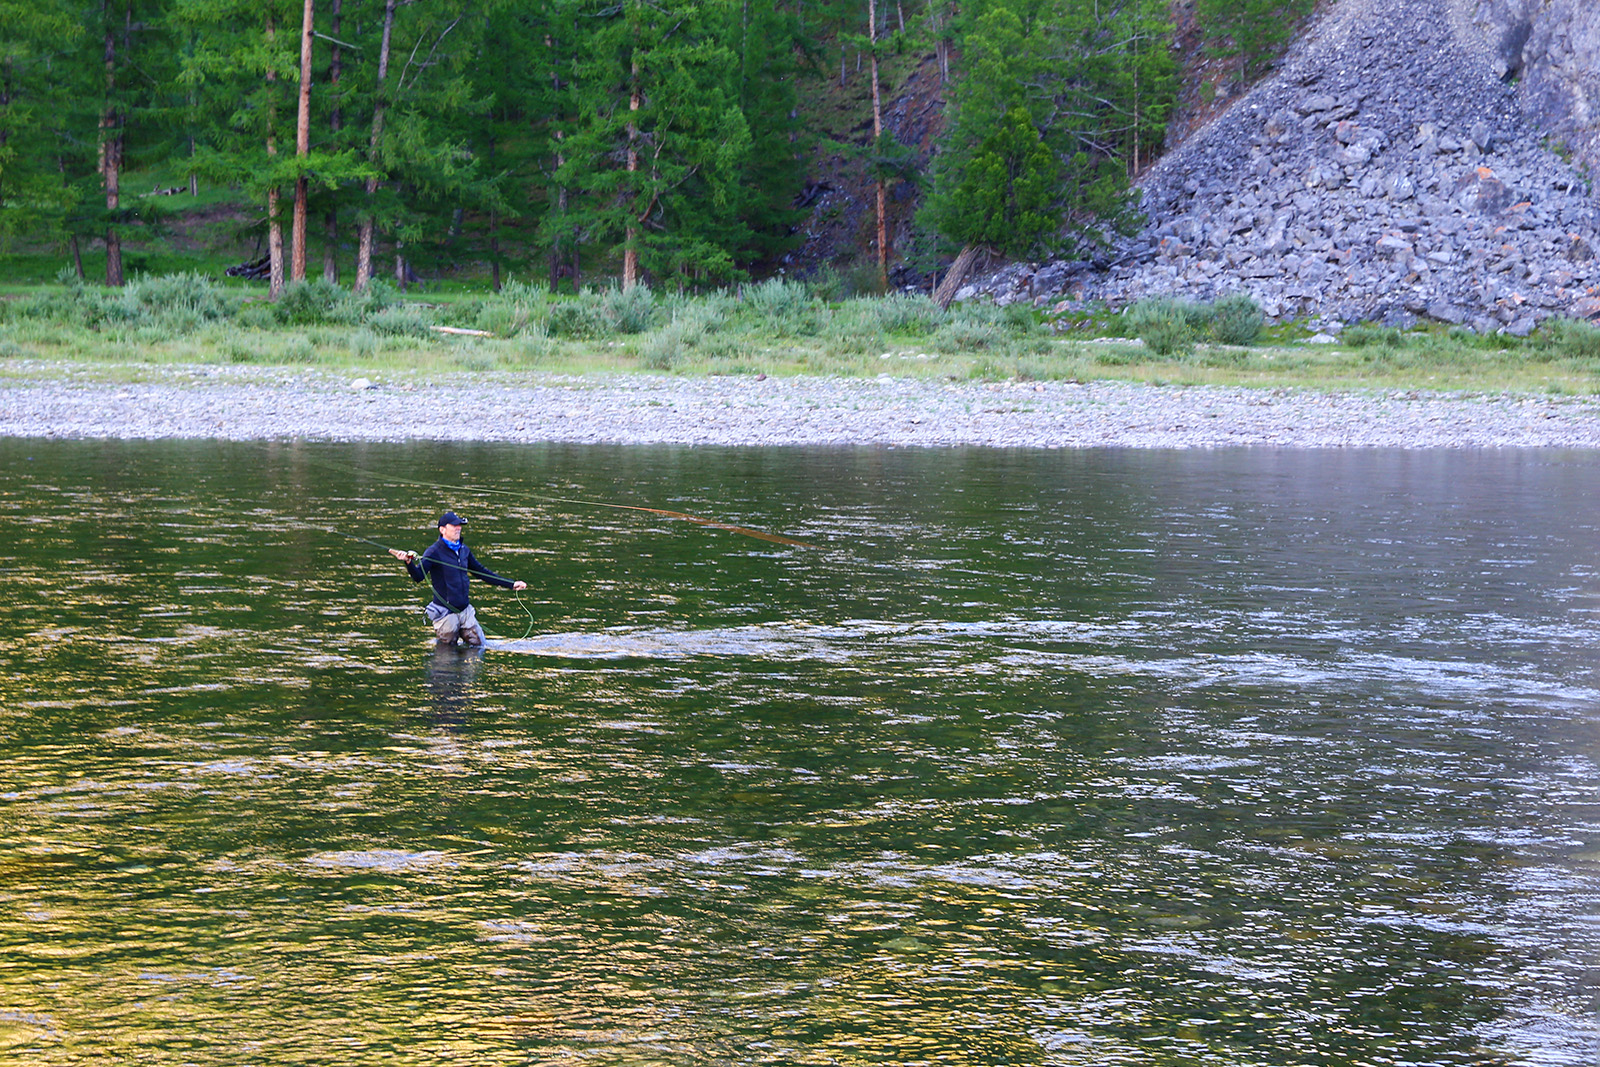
[
  {"xmin": 266, "ymin": 18, "xmax": 284, "ymax": 299},
  {"xmin": 292, "ymin": 0, "xmax": 315, "ymax": 283},
  {"xmin": 60, "ymin": 152, "xmax": 85, "ymax": 278},
  {"xmin": 323, "ymin": 0, "xmax": 342, "ymax": 283},
  {"xmin": 355, "ymin": 0, "xmax": 396, "ymax": 293},
  {"xmin": 101, "ymin": 2, "xmax": 124, "ymax": 288},
  {"xmin": 550, "ymin": 129, "xmax": 567, "ymax": 290},
  {"xmin": 490, "ymin": 209, "xmax": 501, "ymax": 291},
  {"xmin": 868, "ymin": 0, "xmax": 886, "ymax": 291},
  {"xmin": 622, "ymin": 50, "xmax": 640, "ymax": 290},
  {"xmin": 546, "ymin": 33, "xmax": 570, "ymax": 292}
]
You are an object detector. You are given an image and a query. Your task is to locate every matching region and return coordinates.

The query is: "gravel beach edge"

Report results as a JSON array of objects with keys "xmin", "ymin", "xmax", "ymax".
[{"xmin": 4, "ymin": 365, "xmax": 1600, "ymax": 449}]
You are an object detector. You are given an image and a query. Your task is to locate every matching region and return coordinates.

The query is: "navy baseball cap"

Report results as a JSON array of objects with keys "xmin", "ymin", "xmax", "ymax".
[{"xmin": 437, "ymin": 511, "xmax": 467, "ymax": 526}]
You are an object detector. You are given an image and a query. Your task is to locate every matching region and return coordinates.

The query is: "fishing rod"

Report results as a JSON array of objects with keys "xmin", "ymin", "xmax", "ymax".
[{"xmin": 330, "ymin": 527, "xmax": 537, "ymax": 640}]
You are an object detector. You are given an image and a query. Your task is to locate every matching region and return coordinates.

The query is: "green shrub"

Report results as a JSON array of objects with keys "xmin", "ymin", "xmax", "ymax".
[
  {"xmin": 1001, "ymin": 301, "xmax": 1041, "ymax": 334},
  {"xmin": 1342, "ymin": 324, "xmax": 1404, "ymax": 348},
  {"xmin": 273, "ymin": 279, "xmax": 342, "ymax": 325},
  {"xmin": 513, "ymin": 326, "xmax": 555, "ymax": 364},
  {"xmin": 821, "ymin": 301, "xmax": 885, "ymax": 353},
  {"xmin": 349, "ymin": 329, "xmax": 379, "ymax": 359},
  {"xmin": 281, "ymin": 334, "xmax": 317, "ymax": 363},
  {"xmin": 640, "ymin": 325, "xmax": 689, "ymax": 370},
  {"xmin": 124, "ymin": 273, "xmax": 233, "ymax": 327},
  {"xmin": 476, "ymin": 280, "xmax": 552, "ymax": 337},
  {"xmin": 874, "ymin": 292, "xmax": 946, "ymax": 336},
  {"xmin": 1537, "ymin": 317, "xmax": 1600, "ymax": 361},
  {"xmin": 808, "ymin": 266, "xmax": 845, "ymax": 303},
  {"xmin": 546, "ymin": 293, "xmax": 612, "ymax": 338},
  {"xmin": 368, "ymin": 306, "xmax": 429, "ymax": 337},
  {"xmin": 934, "ymin": 319, "xmax": 1004, "ymax": 352},
  {"xmin": 1125, "ymin": 298, "xmax": 1202, "ymax": 356},
  {"xmin": 602, "ymin": 284, "xmax": 656, "ymax": 334},
  {"xmin": 236, "ymin": 303, "xmax": 277, "ymax": 330},
  {"xmin": 1209, "ymin": 292, "xmax": 1263, "ymax": 345},
  {"xmin": 742, "ymin": 277, "xmax": 818, "ymax": 335},
  {"xmin": 1198, "ymin": 0, "xmax": 1317, "ymax": 79},
  {"xmin": 841, "ymin": 257, "xmax": 886, "ymax": 298}
]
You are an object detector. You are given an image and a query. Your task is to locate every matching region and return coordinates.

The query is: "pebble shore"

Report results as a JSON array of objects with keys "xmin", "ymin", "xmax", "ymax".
[{"xmin": 4, "ymin": 363, "xmax": 1600, "ymax": 448}]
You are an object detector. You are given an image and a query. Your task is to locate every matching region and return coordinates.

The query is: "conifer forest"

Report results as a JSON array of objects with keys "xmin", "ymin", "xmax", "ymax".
[{"xmin": 0, "ymin": 0, "xmax": 1312, "ymax": 293}]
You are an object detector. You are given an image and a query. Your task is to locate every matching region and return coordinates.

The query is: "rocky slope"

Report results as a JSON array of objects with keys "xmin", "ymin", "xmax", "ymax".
[{"xmin": 956, "ymin": 0, "xmax": 1600, "ymax": 334}]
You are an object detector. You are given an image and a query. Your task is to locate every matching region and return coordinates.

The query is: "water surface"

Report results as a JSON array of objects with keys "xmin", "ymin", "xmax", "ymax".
[{"xmin": 1, "ymin": 441, "xmax": 1597, "ymax": 1065}]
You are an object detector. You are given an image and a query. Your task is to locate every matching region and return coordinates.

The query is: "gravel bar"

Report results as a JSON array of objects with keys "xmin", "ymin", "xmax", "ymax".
[{"xmin": 4, "ymin": 364, "xmax": 1600, "ymax": 448}]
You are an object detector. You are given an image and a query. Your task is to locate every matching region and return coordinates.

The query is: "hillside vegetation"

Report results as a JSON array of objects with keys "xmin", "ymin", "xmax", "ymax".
[{"xmin": 0, "ymin": 0, "xmax": 1318, "ymax": 294}]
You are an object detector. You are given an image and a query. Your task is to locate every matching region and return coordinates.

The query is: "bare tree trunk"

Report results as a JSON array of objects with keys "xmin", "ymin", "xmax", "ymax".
[
  {"xmin": 266, "ymin": 18, "xmax": 284, "ymax": 299},
  {"xmin": 933, "ymin": 244, "xmax": 983, "ymax": 309},
  {"xmin": 868, "ymin": 0, "xmax": 887, "ymax": 291},
  {"xmin": 546, "ymin": 33, "xmax": 571, "ymax": 292},
  {"xmin": 623, "ymin": 51, "xmax": 640, "ymax": 290},
  {"xmin": 101, "ymin": 2, "xmax": 124, "ymax": 288},
  {"xmin": 323, "ymin": 0, "xmax": 342, "ymax": 283},
  {"xmin": 550, "ymin": 131, "xmax": 566, "ymax": 290},
  {"xmin": 291, "ymin": 0, "xmax": 316, "ymax": 283},
  {"xmin": 355, "ymin": 0, "xmax": 396, "ymax": 293},
  {"xmin": 490, "ymin": 210, "xmax": 501, "ymax": 291}
]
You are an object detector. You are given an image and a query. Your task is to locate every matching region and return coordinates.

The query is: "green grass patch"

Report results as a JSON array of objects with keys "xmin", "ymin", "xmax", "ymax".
[{"xmin": 3, "ymin": 273, "xmax": 1600, "ymax": 394}]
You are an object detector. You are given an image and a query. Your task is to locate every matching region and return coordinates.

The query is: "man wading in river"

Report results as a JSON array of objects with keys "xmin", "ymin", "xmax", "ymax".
[{"xmin": 389, "ymin": 512, "xmax": 527, "ymax": 647}]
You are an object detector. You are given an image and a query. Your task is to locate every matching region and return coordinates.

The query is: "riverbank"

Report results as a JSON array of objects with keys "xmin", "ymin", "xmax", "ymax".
[{"xmin": 3, "ymin": 361, "xmax": 1600, "ymax": 448}]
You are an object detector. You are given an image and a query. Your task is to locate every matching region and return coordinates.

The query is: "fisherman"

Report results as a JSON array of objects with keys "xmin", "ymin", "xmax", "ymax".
[{"xmin": 389, "ymin": 511, "xmax": 527, "ymax": 647}]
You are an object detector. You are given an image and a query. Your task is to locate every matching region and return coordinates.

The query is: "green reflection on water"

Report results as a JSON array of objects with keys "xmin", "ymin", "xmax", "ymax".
[{"xmin": 1, "ymin": 440, "xmax": 1597, "ymax": 1065}]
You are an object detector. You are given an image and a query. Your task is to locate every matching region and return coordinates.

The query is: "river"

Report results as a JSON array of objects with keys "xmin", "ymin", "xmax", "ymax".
[{"xmin": 1, "ymin": 440, "xmax": 1597, "ymax": 1065}]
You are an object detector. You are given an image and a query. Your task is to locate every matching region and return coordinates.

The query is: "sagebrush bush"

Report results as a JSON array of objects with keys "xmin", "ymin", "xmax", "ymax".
[
  {"xmin": 477, "ymin": 280, "xmax": 551, "ymax": 337},
  {"xmin": 742, "ymin": 277, "xmax": 818, "ymax": 335},
  {"xmin": 873, "ymin": 292, "xmax": 946, "ymax": 336},
  {"xmin": 1342, "ymin": 324, "xmax": 1404, "ymax": 348},
  {"xmin": 1209, "ymin": 293, "xmax": 1263, "ymax": 345},
  {"xmin": 349, "ymin": 329, "xmax": 379, "ymax": 359},
  {"xmin": 124, "ymin": 273, "xmax": 233, "ymax": 326},
  {"xmin": 1001, "ymin": 301, "xmax": 1041, "ymax": 334},
  {"xmin": 934, "ymin": 319, "xmax": 1004, "ymax": 352},
  {"xmin": 602, "ymin": 284, "xmax": 656, "ymax": 334},
  {"xmin": 273, "ymin": 279, "xmax": 342, "ymax": 325},
  {"xmin": 641, "ymin": 320, "xmax": 695, "ymax": 370},
  {"xmin": 1125, "ymin": 298, "xmax": 1202, "ymax": 356},
  {"xmin": 821, "ymin": 301, "xmax": 886, "ymax": 353},
  {"xmin": 368, "ymin": 306, "xmax": 429, "ymax": 337},
  {"xmin": 1537, "ymin": 317, "xmax": 1600, "ymax": 361},
  {"xmin": 546, "ymin": 293, "xmax": 612, "ymax": 338}
]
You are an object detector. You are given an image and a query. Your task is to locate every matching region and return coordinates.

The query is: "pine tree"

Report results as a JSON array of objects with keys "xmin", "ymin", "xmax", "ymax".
[
  {"xmin": 940, "ymin": 106, "xmax": 1059, "ymax": 255},
  {"xmin": 88, "ymin": 0, "xmax": 174, "ymax": 286},
  {"xmin": 555, "ymin": 0, "xmax": 755, "ymax": 287},
  {"xmin": 0, "ymin": 1, "xmax": 85, "ymax": 245},
  {"xmin": 728, "ymin": 0, "xmax": 809, "ymax": 265},
  {"xmin": 349, "ymin": 0, "xmax": 497, "ymax": 290},
  {"xmin": 923, "ymin": 0, "xmax": 1177, "ymax": 277},
  {"xmin": 172, "ymin": 0, "xmax": 296, "ymax": 294}
]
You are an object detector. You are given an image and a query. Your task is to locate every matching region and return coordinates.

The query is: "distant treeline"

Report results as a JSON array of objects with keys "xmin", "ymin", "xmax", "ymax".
[{"xmin": 0, "ymin": 0, "xmax": 1315, "ymax": 292}]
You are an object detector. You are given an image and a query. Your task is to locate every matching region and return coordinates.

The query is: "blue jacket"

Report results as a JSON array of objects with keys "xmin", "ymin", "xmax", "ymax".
[{"xmin": 405, "ymin": 537, "xmax": 514, "ymax": 611}]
